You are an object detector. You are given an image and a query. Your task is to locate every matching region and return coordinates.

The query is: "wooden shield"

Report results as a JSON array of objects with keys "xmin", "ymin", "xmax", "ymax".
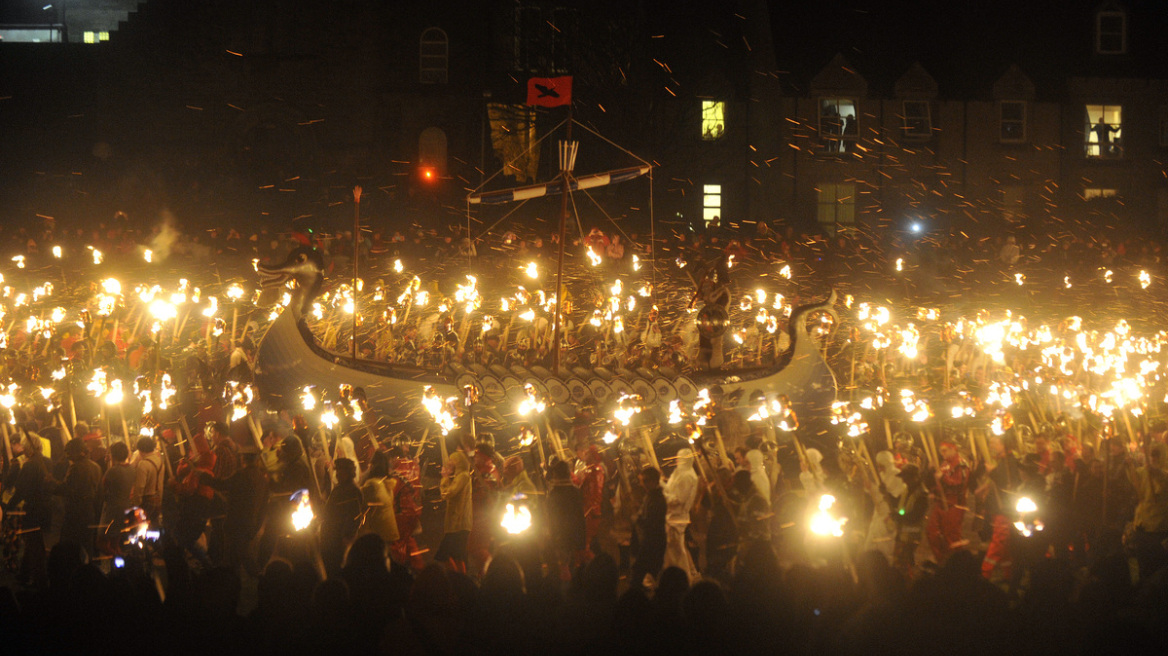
[
  {"xmin": 455, "ymin": 372, "xmax": 480, "ymax": 396},
  {"xmin": 480, "ymin": 375, "xmax": 505, "ymax": 403},
  {"xmin": 523, "ymin": 377, "xmax": 549, "ymax": 399},
  {"xmin": 610, "ymin": 377, "xmax": 634, "ymax": 399},
  {"xmin": 588, "ymin": 378, "xmax": 614, "ymax": 405},
  {"xmin": 631, "ymin": 377, "xmax": 657, "ymax": 405},
  {"xmin": 546, "ymin": 377, "xmax": 571, "ymax": 404},
  {"xmin": 567, "ymin": 378, "xmax": 591, "ymax": 404},
  {"xmin": 674, "ymin": 375, "xmax": 698, "ymax": 403},
  {"xmin": 501, "ymin": 376, "xmax": 523, "ymax": 402},
  {"xmin": 653, "ymin": 377, "xmax": 678, "ymax": 403}
]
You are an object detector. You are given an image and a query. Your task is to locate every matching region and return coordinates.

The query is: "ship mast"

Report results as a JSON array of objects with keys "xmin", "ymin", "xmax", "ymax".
[{"xmin": 551, "ymin": 113, "xmax": 575, "ymax": 373}]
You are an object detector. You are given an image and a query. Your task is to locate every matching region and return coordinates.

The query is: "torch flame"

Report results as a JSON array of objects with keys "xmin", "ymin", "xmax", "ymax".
[
  {"xmin": 291, "ymin": 491, "xmax": 314, "ymax": 531},
  {"xmin": 500, "ymin": 501, "xmax": 533, "ymax": 535}
]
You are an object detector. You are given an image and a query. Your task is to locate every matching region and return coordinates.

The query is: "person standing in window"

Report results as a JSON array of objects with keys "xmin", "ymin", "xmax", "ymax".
[
  {"xmin": 841, "ymin": 113, "xmax": 856, "ymax": 152},
  {"xmin": 1091, "ymin": 119, "xmax": 1120, "ymax": 156}
]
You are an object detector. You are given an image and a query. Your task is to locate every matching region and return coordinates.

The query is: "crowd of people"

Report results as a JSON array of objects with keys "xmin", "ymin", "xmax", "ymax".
[
  {"xmin": 3, "ymin": 392, "xmax": 1168, "ymax": 655},
  {"xmin": 2, "ymin": 212, "xmax": 1168, "ymax": 655}
]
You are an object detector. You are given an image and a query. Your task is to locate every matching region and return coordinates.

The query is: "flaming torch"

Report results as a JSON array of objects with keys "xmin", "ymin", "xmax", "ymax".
[
  {"xmin": 290, "ymin": 490, "xmax": 315, "ymax": 532},
  {"xmin": 500, "ymin": 496, "xmax": 534, "ymax": 535},
  {"xmin": 809, "ymin": 494, "xmax": 847, "ymax": 538}
]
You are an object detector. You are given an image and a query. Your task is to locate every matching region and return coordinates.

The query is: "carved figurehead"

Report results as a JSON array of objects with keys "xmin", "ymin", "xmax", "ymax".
[{"xmin": 258, "ymin": 246, "xmax": 326, "ymax": 319}]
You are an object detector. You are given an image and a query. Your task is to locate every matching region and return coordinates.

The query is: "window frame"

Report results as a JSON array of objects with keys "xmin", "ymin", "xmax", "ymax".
[
  {"xmin": 902, "ymin": 100, "xmax": 932, "ymax": 140},
  {"xmin": 817, "ymin": 98, "xmax": 859, "ymax": 154},
  {"xmin": 1083, "ymin": 188, "xmax": 1119, "ymax": 201},
  {"xmin": 817, "ymin": 183, "xmax": 857, "ymax": 232},
  {"xmin": 1084, "ymin": 104, "xmax": 1123, "ymax": 159},
  {"xmin": 702, "ymin": 184, "xmax": 722, "ymax": 223},
  {"xmin": 999, "ymin": 100, "xmax": 1027, "ymax": 143},
  {"xmin": 701, "ymin": 100, "xmax": 725, "ymax": 141},
  {"xmin": 1095, "ymin": 10, "xmax": 1127, "ymax": 55},
  {"xmin": 420, "ymin": 27, "xmax": 449, "ymax": 85}
]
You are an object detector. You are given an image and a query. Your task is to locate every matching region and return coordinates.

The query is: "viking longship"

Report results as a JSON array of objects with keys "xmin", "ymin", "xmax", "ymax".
[{"xmin": 254, "ymin": 124, "xmax": 838, "ymax": 445}]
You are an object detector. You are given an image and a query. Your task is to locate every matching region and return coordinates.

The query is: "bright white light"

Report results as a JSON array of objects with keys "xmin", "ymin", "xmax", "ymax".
[
  {"xmin": 910, "ymin": 222, "xmax": 922, "ymax": 233},
  {"xmin": 1016, "ymin": 497, "xmax": 1037, "ymax": 514},
  {"xmin": 291, "ymin": 491, "xmax": 314, "ymax": 531},
  {"xmin": 500, "ymin": 502, "xmax": 533, "ymax": 534},
  {"xmin": 809, "ymin": 494, "xmax": 847, "ymax": 537}
]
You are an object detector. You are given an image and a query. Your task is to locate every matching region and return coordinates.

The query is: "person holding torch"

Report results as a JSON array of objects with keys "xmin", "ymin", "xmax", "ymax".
[
  {"xmin": 926, "ymin": 440, "xmax": 970, "ymax": 565},
  {"xmin": 436, "ymin": 444, "xmax": 473, "ymax": 573},
  {"xmin": 888, "ymin": 464, "xmax": 928, "ymax": 578}
]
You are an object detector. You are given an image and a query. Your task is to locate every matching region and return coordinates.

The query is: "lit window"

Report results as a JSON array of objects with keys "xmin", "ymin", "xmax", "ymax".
[
  {"xmin": 817, "ymin": 183, "xmax": 856, "ymax": 232},
  {"xmin": 1085, "ymin": 105, "xmax": 1122, "ymax": 159},
  {"xmin": 701, "ymin": 101, "xmax": 725, "ymax": 140},
  {"xmin": 420, "ymin": 28, "xmax": 449, "ymax": 84},
  {"xmin": 1083, "ymin": 188, "xmax": 1118, "ymax": 200},
  {"xmin": 99, "ymin": 32, "xmax": 110, "ymax": 42},
  {"xmin": 84, "ymin": 31, "xmax": 96, "ymax": 44},
  {"xmin": 703, "ymin": 184, "xmax": 722, "ymax": 223},
  {"xmin": 819, "ymin": 99, "xmax": 858, "ymax": 153},
  {"xmin": 1000, "ymin": 101, "xmax": 1027, "ymax": 143},
  {"xmin": 1096, "ymin": 10, "xmax": 1126, "ymax": 55},
  {"xmin": 902, "ymin": 101, "xmax": 931, "ymax": 140}
]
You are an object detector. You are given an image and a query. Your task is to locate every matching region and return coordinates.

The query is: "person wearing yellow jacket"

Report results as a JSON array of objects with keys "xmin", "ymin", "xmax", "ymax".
[
  {"xmin": 359, "ymin": 451, "xmax": 400, "ymax": 545},
  {"xmin": 436, "ymin": 449, "xmax": 473, "ymax": 572}
]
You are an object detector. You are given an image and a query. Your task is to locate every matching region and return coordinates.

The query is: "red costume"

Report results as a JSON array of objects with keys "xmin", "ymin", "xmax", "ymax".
[
  {"xmin": 389, "ymin": 456, "xmax": 424, "ymax": 570},
  {"xmin": 979, "ymin": 455, "xmax": 1019, "ymax": 581},
  {"xmin": 572, "ymin": 445, "xmax": 606, "ymax": 554},
  {"xmin": 926, "ymin": 444, "xmax": 969, "ymax": 563}
]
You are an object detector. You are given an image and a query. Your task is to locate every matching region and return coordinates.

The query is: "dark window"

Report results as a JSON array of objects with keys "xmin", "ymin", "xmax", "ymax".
[
  {"xmin": 420, "ymin": 28, "xmax": 449, "ymax": 84},
  {"xmin": 902, "ymin": 100, "xmax": 931, "ymax": 140},
  {"xmin": 1000, "ymin": 101, "xmax": 1026, "ymax": 143},
  {"xmin": 506, "ymin": 4, "xmax": 577, "ymax": 74},
  {"xmin": 1096, "ymin": 11, "xmax": 1127, "ymax": 55}
]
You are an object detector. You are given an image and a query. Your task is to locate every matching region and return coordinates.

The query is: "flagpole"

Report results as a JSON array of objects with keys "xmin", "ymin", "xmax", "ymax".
[
  {"xmin": 352, "ymin": 185, "xmax": 362, "ymax": 360},
  {"xmin": 551, "ymin": 107, "xmax": 572, "ymax": 374}
]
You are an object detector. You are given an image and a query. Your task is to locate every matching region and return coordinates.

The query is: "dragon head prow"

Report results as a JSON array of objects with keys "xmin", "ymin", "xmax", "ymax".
[{"xmin": 258, "ymin": 246, "xmax": 325, "ymax": 317}]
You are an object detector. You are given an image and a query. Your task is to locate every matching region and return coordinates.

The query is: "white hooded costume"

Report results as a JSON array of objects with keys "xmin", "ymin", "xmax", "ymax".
[
  {"xmin": 330, "ymin": 432, "xmax": 360, "ymax": 486},
  {"xmin": 863, "ymin": 450, "xmax": 905, "ymax": 558},
  {"xmin": 662, "ymin": 449, "xmax": 701, "ymax": 582},
  {"xmin": 746, "ymin": 449, "xmax": 772, "ymax": 508},
  {"xmin": 799, "ymin": 448, "xmax": 826, "ymax": 496}
]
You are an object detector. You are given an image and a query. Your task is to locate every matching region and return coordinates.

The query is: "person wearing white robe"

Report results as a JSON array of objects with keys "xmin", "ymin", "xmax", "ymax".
[
  {"xmin": 864, "ymin": 451, "xmax": 906, "ymax": 560},
  {"xmin": 746, "ymin": 449, "xmax": 772, "ymax": 508},
  {"xmin": 663, "ymin": 449, "xmax": 701, "ymax": 582},
  {"xmin": 330, "ymin": 432, "xmax": 360, "ymax": 486},
  {"xmin": 799, "ymin": 448, "xmax": 827, "ymax": 496}
]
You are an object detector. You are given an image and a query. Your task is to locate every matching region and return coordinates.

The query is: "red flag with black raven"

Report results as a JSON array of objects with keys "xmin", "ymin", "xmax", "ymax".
[{"xmin": 526, "ymin": 76, "xmax": 572, "ymax": 107}]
